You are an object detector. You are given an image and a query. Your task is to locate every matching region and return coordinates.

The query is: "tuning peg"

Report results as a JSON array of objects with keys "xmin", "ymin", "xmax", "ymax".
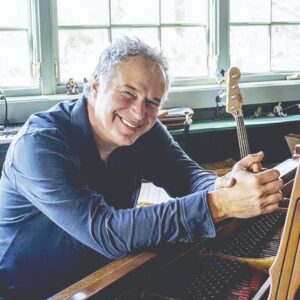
[{"xmin": 218, "ymin": 90, "xmax": 227, "ymax": 98}]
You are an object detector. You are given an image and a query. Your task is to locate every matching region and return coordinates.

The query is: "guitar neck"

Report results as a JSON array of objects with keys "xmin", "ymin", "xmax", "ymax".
[{"xmin": 235, "ymin": 115, "xmax": 250, "ymax": 158}]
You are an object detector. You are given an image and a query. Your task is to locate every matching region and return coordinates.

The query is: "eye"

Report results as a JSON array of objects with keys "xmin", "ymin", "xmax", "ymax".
[
  {"xmin": 120, "ymin": 90, "xmax": 135, "ymax": 99},
  {"xmin": 146, "ymin": 99, "xmax": 160, "ymax": 107}
]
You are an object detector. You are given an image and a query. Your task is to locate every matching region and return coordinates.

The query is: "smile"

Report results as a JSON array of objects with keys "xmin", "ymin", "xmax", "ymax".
[{"xmin": 117, "ymin": 114, "xmax": 142, "ymax": 128}]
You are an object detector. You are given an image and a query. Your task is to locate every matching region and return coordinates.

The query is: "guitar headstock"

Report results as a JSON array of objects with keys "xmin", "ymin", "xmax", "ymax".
[{"xmin": 226, "ymin": 67, "xmax": 244, "ymax": 117}]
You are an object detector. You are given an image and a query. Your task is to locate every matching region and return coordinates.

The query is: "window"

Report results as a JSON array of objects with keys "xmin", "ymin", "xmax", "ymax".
[
  {"xmin": 0, "ymin": 0, "xmax": 39, "ymax": 89},
  {"xmin": 230, "ymin": 0, "xmax": 300, "ymax": 73},
  {"xmin": 55, "ymin": 0, "xmax": 209, "ymax": 87},
  {"xmin": 1, "ymin": 0, "xmax": 300, "ymax": 98}
]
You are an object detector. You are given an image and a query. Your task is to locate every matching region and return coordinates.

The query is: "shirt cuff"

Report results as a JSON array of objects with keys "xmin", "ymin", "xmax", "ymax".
[{"xmin": 180, "ymin": 190, "xmax": 216, "ymax": 240}]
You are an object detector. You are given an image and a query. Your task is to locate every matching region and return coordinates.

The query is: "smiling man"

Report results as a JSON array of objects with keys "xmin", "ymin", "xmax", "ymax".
[
  {"xmin": 88, "ymin": 55, "xmax": 166, "ymax": 160},
  {"xmin": 0, "ymin": 37, "xmax": 283, "ymax": 299}
]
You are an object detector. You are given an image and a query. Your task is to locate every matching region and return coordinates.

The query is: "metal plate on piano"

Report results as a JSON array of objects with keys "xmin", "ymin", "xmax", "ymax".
[{"xmin": 143, "ymin": 211, "xmax": 286, "ymax": 300}]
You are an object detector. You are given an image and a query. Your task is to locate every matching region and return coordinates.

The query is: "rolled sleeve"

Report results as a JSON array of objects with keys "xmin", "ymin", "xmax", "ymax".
[{"xmin": 180, "ymin": 190, "xmax": 216, "ymax": 240}]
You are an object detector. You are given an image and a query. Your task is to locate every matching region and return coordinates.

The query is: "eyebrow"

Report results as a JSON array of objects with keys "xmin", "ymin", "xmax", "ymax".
[{"xmin": 122, "ymin": 84, "xmax": 162, "ymax": 103}]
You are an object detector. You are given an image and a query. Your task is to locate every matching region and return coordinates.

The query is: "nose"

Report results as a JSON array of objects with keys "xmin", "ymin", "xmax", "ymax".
[{"xmin": 131, "ymin": 100, "xmax": 145, "ymax": 121}]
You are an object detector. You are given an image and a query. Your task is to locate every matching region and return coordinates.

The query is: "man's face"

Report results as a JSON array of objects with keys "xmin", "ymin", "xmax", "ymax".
[{"xmin": 90, "ymin": 56, "xmax": 167, "ymax": 149}]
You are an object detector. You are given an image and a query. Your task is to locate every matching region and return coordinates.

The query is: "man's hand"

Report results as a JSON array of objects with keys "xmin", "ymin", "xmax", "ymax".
[
  {"xmin": 208, "ymin": 152, "xmax": 283, "ymax": 222},
  {"xmin": 214, "ymin": 152, "xmax": 264, "ymax": 190}
]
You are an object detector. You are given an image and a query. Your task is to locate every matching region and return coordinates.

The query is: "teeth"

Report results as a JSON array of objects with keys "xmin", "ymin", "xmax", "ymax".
[{"xmin": 120, "ymin": 116, "xmax": 139, "ymax": 128}]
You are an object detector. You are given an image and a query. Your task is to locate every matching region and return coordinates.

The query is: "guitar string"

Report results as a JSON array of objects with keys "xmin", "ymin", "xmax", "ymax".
[{"xmin": 236, "ymin": 115, "xmax": 249, "ymax": 158}]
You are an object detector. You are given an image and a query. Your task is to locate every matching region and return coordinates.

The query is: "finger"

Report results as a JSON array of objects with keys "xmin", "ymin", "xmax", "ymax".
[
  {"xmin": 225, "ymin": 176, "xmax": 236, "ymax": 187},
  {"xmin": 261, "ymin": 191, "xmax": 283, "ymax": 207},
  {"xmin": 261, "ymin": 202, "xmax": 280, "ymax": 214},
  {"xmin": 214, "ymin": 174, "xmax": 236, "ymax": 189},
  {"xmin": 261, "ymin": 179, "xmax": 284, "ymax": 195},
  {"xmin": 256, "ymin": 168, "xmax": 281, "ymax": 184},
  {"xmin": 249, "ymin": 162, "xmax": 262, "ymax": 173},
  {"xmin": 234, "ymin": 151, "xmax": 264, "ymax": 171}
]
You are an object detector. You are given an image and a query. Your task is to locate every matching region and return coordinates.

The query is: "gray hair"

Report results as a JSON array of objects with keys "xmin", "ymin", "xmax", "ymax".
[{"xmin": 84, "ymin": 36, "xmax": 169, "ymax": 97}]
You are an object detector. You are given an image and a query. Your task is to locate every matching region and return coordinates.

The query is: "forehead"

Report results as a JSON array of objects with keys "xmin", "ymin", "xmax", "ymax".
[{"xmin": 113, "ymin": 56, "xmax": 167, "ymax": 93}]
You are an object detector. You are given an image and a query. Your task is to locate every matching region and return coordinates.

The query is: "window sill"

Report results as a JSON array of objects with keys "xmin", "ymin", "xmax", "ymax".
[
  {"xmin": 6, "ymin": 93, "xmax": 78, "ymax": 104},
  {"xmin": 170, "ymin": 114, "xmax": 300, "ymax": 136},
  {"xmin": 1, "ymin": 79, "xmax": 300, "ymax": 124}
]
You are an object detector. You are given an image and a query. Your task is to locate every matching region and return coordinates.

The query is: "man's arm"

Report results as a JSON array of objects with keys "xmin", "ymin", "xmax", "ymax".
[
  {"xmin": 135, "ymin": 122, "xmax": 218, "ymax": 196},
  {"xmin": 7, "ymin": 129, "xmax": 215, "ymax": 260}
]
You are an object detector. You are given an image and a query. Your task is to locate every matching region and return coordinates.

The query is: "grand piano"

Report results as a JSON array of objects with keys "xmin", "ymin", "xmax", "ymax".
[{"xmin": 50, "ymin": 147, "xmax": 300, "ymax": 300}]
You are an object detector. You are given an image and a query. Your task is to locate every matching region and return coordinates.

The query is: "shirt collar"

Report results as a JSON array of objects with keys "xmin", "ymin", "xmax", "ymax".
[{"xmin": 70, "ymin": 95, "xmax": 100, "ymax": 163}]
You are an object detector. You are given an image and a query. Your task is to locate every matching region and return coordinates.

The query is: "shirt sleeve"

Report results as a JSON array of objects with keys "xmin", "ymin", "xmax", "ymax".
[
  {"xmin": 136, "ymin": 122, "xmax": 217, "ymax": 196},
  {"xmin": 10, "ymin": 127, "xmax": 216, "ymax": 260}
]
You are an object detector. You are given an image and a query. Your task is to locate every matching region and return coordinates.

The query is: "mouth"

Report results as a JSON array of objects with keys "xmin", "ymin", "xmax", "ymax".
[{"xmin": 116, "ymin": 113, "xmax": 142, "ymax": 129}]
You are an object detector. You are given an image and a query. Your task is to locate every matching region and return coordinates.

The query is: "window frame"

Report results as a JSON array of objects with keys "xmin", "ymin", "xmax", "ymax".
[
  {"xmin": 1, "ymin": 0, "xmax": 43, "ymax": 97},
  {"xmin": 0, "ymin": 0, "xmax": 300, "ymax": 124},
  {"xmin": 228, "ymin": 0, "xmax": 300, "ymax": 82}
]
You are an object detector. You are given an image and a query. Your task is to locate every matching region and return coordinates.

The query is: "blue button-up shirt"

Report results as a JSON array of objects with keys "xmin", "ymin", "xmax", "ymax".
[{"xmin": 0, "ymin": 96, "xmax": 217, "ymax": 299}]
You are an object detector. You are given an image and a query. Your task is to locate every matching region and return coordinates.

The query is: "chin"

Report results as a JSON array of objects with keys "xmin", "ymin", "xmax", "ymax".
[{"xmin": 115, "ymin": 134, "xmax": 139, "ymax": 147}]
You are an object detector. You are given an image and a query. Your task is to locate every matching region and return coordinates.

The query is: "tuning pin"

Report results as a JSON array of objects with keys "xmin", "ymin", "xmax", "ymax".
[
  {"xmin": 215, "ymin": 68, "xmax": 226, "ymax": 85},
  {"xmin": 218, "ymin": 90, "xmax": 227, "ymax": 98}
]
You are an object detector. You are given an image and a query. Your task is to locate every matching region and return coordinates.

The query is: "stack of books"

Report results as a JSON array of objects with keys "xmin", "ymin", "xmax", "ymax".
[{"xmin": 158, "ymin": 107, "xmax": 194, "ymax": 130}]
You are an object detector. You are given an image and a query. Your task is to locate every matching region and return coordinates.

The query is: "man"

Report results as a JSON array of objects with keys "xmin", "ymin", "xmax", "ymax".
[{"xmin": 0, "ymin": 37, "xmax": 283, "ymax": 299}]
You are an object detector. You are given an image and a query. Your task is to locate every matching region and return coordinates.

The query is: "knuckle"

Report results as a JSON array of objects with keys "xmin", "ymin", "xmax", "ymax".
[
  {"xmin": 249, "ymin": 175, "xmax": 260, "ymax": 186},
  {"xmin": 276, "ymin": 181, "xmax": 284, "ymax": 191},
  {"xmin": 256, "ymin": 188, "xmax": 264, "ymax": 198},
  {"xmin": 277, "ymin": 191, "xmax": 283, "ymax": 201},
  {"xmin": 259, "ymin": 200, "xmax": 265, "ymax": 209},
  {"xmin": 253, "ymin": 198, "xmax": 263, "ymax": 210},
  {"xmin": 270, "ymin": 169, "xmax": 280, "ymax": 179},
  {"xmin": 279, "ymin": 179, "xmax": 284, "ymax": 189},
  {"xmin": 273, "ymin": 169, "xmax": 280, "ymax": 178}
]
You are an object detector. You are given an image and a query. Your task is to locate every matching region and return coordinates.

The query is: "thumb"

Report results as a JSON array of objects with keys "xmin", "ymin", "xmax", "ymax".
[
  {"xmin": 234, "ymin": 151, "xmax": 264, "ymax": 171},
  {"xmin": 214, "ymin": 173, "xmax": 236, "ymax": 189}
]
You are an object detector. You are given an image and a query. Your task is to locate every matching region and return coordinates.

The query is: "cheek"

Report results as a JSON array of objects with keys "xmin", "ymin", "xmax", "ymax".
[{"xmin": 147, "ymin": 109, "xmax": 159, "ymax": 124}]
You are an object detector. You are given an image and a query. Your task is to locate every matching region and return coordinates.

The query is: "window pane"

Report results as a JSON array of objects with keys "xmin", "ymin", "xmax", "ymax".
[
  {"xmin": 161, "ymin": 0, "xmax": 207, "ymax": 24},
  {"xmin": 112, "ymin": 28, "xmax": 159, "ymax": 48},
  {"xmin": 271, "ymin": 25, "xmax": 300, "ymax": 71},
  {"xmin": 230, "ymin": 0, "xmax": 270, "ymax": 23},
  {"xmin": 57, "ymin": 0, "xmax": 109, "ymax": 26},
  {"xmin": 111, "ymin": 0, "xmax": 159, "ymax": 24},
  {"xmin": 58, "ymin": 29, "xmax": 109, "ymax": 82},
  {"xmin": 272, "ymin": 0, "xmax": 300, "ymax": 22},
  {"xmin": 161, "ymin": 27, "xmax": 207, "ymax": 77},
  {"xmin": 0, "ymin": 31, "xmax": 31, "ymax": 87},
  {"xmin": 230, "ymin": 26, "xmax": 270, "ymax": 73},
  {"xmin": 0, "ymin": 0, "xmax": 28, "ymax": 27}
]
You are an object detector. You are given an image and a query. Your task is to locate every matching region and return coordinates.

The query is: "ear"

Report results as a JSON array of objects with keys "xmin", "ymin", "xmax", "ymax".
[{"xmin": 91, "ymin": 75, "xmax": 100, "ymax": 99}]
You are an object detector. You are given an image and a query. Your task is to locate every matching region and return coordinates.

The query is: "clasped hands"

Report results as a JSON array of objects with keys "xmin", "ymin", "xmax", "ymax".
[{"xmin": 208, "ymin": 151, "xmax": 283, "ymax": 222}]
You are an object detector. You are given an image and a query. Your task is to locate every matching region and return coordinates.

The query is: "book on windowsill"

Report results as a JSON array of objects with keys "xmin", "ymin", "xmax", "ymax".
[{"xmin": 158, "ymin": 107, "xmax": 194, "ymax": 130}]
